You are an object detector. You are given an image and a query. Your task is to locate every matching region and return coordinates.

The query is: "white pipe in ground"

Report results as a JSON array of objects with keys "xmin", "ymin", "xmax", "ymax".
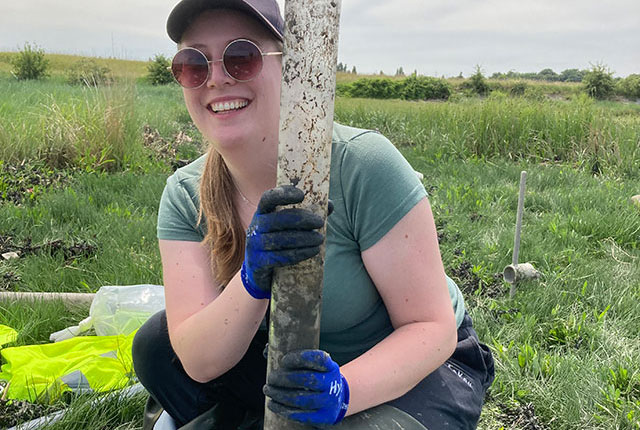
[{"xmin": 0, "ymin": 292, "xmax": 95, "ymax": 305}]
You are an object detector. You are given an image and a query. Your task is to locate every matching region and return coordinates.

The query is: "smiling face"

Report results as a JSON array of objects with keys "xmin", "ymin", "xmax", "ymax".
[{"xmin": 179, "ymin": 9, "xmax": 282, "ymax": 154}]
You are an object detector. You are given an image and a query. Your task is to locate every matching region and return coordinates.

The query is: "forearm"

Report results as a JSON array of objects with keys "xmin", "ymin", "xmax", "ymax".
[
  {"xmin": 340, "ymin": 319, "xmax": 457, "ymax": 416},
  {"xmin": 169, "ymin": 270, "xmax": 269, "ymax": 383}
]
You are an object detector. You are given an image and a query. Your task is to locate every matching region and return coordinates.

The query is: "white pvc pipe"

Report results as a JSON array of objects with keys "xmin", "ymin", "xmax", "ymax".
[
  {"xmin": 0, "ymin": 292, "xmax": 95, "ymax": 305},
  {"xmin": 265, "ymin": 0, "xmax": 342, "ymax": 428},
  {"xmin": 512, "ymin": 171, "xmax": 527, "ymax": 266},
  {"xmin": 503, "ymin": 263, "xmax": 540, "ymax": 284},
  {"xmin": 8, "ymin": 383, "xmax": 145, "ymax": 430}
]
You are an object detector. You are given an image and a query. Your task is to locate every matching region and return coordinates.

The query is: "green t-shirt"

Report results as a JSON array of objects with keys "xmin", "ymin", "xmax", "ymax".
[{"xmin": 157, "ymin": 123, "xmax": 465, "ymax": 365}]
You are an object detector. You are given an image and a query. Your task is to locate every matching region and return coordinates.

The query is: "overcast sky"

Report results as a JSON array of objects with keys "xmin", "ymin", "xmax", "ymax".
[{"xmin": 1, "ymin": 0, "xmax": 638, "ymax": 78}]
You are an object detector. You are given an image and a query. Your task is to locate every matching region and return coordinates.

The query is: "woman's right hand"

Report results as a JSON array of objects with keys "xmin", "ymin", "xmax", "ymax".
[{"xmin": 241, "ymin": 185, "xmax": 325, "ymax": 299}]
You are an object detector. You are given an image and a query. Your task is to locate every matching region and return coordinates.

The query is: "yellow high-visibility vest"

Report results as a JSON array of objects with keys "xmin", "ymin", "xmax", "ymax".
[
  {"xmin": 0, "ymin": 331, "xmax": 136, "ymax": 402},
  {"xmin": 0, "ymin": 324, "xmax": 17, "ymax": 347}
]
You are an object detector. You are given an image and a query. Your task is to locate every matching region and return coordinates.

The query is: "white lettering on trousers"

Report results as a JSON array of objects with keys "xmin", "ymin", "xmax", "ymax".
[{"xmin": 446, "ymin": 362, "xmax": 474, "ymax": 389}]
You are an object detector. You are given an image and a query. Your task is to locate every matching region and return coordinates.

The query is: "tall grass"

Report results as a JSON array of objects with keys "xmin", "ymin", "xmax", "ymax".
[
  {"xmin": 0, "ymin": 79, "xmax": 168, "ymax": 171},
  {"xmin": 335, "ymin": 93, "xmax": 640, "ymax": 177},
  {"xmin": 39, "ymin": 84, "xmax": 140, "ymax": 170},
  {"xmin": 2, "ymin": 75, "xmax": 638, "ymax": 177}
]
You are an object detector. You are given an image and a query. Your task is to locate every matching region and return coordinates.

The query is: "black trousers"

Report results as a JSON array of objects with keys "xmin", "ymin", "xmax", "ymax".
[{"xmin": 132, "ymin": 311, "xmax": 494, "ymax": 429}]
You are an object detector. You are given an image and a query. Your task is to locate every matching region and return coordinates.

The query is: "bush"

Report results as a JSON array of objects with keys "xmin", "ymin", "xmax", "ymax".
[
  {"xmin": 11, "ymin": 42, "xmax": 49, "ymax": 80},
  {"xmin": 400, "ymin": 75, "xmax": 451, "ymax": 100},
  {"xmin": 559, "ymin": 68, "xmax": 586, "ymax": 83},
  {"xmin": 335, "ymin": 82, "xmax": 351, "ymax": 97},
  {"xmin": 66, "ymin": 59, "xmax": 112, "ymax": 86},
  {"xmin": 582, "ymin": 64, "xmax": 615, "ymax": 100},
  {"xmin": 462, "ymin": 66, "xmax": 490, "ymax": 96},
  {"xmin": 537, "ymin": 68, "xmax": 560, "ymax": 82},
  {"xmin": 617, "ymin": 74, "xmax": 640, "ymax": 99},
  {"xmin": 337, "ymin": 76, "xmax": 451, "ymax": 101},
  {"xmin": 346, "ymin": 77, "xmax": 401, "ymax": 99},
  {"xmin": 146, "ymin": 54, "xmax": 174, "ymax": 85}
]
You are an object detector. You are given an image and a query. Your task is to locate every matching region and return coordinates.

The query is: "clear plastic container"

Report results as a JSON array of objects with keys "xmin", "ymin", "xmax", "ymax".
[
  {"xmin": 50, "ymin": 284, "xmax": 165, "ymax": 342},
  {"xmin": 90, "ymin": 284, "xmax": 165, "ymax": 336}
]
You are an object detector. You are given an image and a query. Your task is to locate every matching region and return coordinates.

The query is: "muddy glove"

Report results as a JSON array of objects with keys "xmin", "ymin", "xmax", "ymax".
[
  {"xmin": 241, "ymin": 185, "xmax": 325, "ymax": 299},
  {"xmin": 264, "ymin": 349, "xmax": 350, "ymax": 426}
]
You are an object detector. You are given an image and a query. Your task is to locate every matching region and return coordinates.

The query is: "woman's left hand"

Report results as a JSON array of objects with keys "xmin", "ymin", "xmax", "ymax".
[{"xmin": 264, "ymin": 349, "xmax": 350, "ymax": 425}]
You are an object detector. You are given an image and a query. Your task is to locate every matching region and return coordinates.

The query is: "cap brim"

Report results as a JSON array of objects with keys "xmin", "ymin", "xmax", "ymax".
[{"xmin": 167, "ymin": 0, "xmax": 283, "ymax": 43}]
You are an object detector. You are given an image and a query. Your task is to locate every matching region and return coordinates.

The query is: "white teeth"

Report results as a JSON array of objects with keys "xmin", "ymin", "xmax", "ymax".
[{"xmin": 210, "ymin": 100, "xmax": 248, "ymax": 113}]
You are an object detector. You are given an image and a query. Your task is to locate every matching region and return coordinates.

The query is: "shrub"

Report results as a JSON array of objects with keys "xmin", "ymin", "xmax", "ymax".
[
  {"xmin": 537, "ymin": 68, "xmax": 560, "ymax": 82},
  {"xmin": 559, "ymin": 68, "xmax": 586, "ymax": 83},
  {"xmin": 400, "ymin": 75, "xmax": 451, "ymax": 100},
  {"xmin": 582, "ymin": 64, "xmax": 615, "ymax": 100},
  {"xmin": 337, "ymin": 76, "xmax": 450, "ymax": 101},
  {"xmin": 616, "ymin": 74, "xmax": 640, "ymax": 99},
  {"xmin": 335, "ymin": 82, "xmax": 350, "ymax": 97},
  {"xmin": 10, "ymin": 42, "xmax": 49, "ymax": 80},
  {"xmin": 346, "ymin": 77, "xmax": 401, "ymax": 99},
  {"xmin": 66, "ymin": 59, "xmax": 112, "ymax": 86},
  {"xmin": 146, "ymin": 54, "xmax": 174, "ymax": 85},
  {"xmin": 462, "ymin": 66, "xmax": 490, "ymax": 96}
]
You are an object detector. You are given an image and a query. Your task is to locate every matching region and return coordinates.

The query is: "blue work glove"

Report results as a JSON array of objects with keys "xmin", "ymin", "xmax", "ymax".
[
  {"xmin": 241, "ymin": 185, "xmax": 325, "ymax": 299},
  {"xmin": 264, "ymin": 349, "xmax": 350, "ymax": 426}
]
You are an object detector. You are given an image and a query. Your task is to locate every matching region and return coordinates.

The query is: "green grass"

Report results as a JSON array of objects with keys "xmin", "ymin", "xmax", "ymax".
[
  {"xmin": 1, "ymin": 70, "xmax": 640, "ymax": 428},
  {"xmin": 0, "ymin": 172, "xmax": 166, "ymax": 293},
  {"xmin": 335, "ymin": 94, "xmax": 640, "ymax": 178},
  {"xmin": 400, "ymin": 151, "xmax": 640, "ymax": 429},
  {"xmin": 0, "ymin": 78, "xmax": 202, "ymax": 173},
  {"xmin": 0, "ymin": 171, "xmax": 165, "ymax": 428},
  {"xmin": 0, "ymin": 52, "xmax": 148, "ymax": 80}
]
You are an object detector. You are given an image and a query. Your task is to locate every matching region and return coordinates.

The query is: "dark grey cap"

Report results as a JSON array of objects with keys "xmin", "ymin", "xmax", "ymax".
[{"xmin": 167, "ymin": 0, "xmax": 284, "ymax": 43}]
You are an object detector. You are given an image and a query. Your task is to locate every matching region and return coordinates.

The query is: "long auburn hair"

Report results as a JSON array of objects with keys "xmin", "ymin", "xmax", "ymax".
[
  {"xmin": 198, "ymin": 148, "xmax": 245, "ymax": 288},
  {"xmin": 188, "ymin": 28, "xmax": 283, "ymax": 288}
]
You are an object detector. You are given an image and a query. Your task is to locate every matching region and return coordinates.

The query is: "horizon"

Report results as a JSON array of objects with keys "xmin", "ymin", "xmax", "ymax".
[
  {"xmin": 0, "ymin": 48, "xmax": 633, "ymax": 80},
  {"xmin": 1, "ymin": 0, "xmax": 638, "ymax": 78}
]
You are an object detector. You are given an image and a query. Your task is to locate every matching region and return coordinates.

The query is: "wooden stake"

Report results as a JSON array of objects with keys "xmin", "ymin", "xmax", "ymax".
[{"xmin": 264, "ymin": 0, "xmax": 341, "ymax": 428}]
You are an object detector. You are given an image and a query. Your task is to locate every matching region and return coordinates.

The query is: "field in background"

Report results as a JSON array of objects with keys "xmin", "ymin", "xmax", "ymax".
[
  {"xmin": 0, "ymin": 52, "xmax": 148, "ymax": 80},
  {"xmin": 0, "ymin": 52, "xmax": 599, "ymax": 98},
  {"xmin": 0, "ymin": 54, "xmax": 639, "ymax": 429}
]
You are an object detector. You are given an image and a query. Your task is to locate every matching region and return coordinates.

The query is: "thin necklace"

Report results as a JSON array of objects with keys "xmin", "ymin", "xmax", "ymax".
[{"xmin": 232, "ymin": 180, "xmax": 257, "ymax": 207}]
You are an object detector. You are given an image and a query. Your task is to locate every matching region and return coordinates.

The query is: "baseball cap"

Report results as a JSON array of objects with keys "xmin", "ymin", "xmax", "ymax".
[{"xmin": 167, "ymin": 0, "xmax": 284, "ymax": 43}]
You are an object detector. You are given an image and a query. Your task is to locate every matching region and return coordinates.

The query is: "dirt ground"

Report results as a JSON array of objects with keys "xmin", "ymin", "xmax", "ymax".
[
  {"xmin": 0, "ymin": 380, "xmax": 64, "ymax": 428},
  {"xmin": 498, "ymin": 401, "xmax": 549, "ymax": 430}
]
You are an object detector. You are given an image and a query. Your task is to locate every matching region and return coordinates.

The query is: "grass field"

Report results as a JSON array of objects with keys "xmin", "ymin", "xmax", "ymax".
[{"xmin": 0, "ymin": 55, "xmax": 639, "ymax": 429}]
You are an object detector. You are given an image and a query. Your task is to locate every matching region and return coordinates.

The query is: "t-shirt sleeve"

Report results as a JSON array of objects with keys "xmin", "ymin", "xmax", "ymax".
[
  {"xmin": 340, "ymin": 131, "xmax": 427, "ymax": 251},
  {"xmin": 157, "ymin": 173, "xmax": 204, "ymax": 242}
]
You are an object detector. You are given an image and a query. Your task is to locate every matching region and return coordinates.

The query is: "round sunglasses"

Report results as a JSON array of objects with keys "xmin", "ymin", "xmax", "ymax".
[{"xmin": 169, "ymin": 39, "xmax": 282, "ymax": 88}]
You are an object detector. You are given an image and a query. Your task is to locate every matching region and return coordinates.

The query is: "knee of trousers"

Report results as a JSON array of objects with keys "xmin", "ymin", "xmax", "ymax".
[{"xmin": 132, "ymin": 310, "xmax": 175, "ymax": 391}]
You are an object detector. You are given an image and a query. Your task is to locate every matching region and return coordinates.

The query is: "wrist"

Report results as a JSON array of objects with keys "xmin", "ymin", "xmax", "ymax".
[
  {"xmin": 334, "ymin": 374, "xmax": 350, "ymax": 424},
  {"xmin": 241, "ymin": 262, "xmax": 270, "ymax": 299}
]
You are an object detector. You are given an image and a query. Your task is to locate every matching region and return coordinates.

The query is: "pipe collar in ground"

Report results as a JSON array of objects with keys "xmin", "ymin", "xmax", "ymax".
[{"xmin": 503, "ymin": 263, "xmax": 540, "ymax": 284}]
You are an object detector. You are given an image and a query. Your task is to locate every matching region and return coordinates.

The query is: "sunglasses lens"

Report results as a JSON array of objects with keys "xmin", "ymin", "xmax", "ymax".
[
  {"xmin": 224, "ymin": 40, "xmax": 262, "ymax": 81},
  {"xmin": 172, "ymin": 48, "xmax": 209, "ymax": 88}
]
